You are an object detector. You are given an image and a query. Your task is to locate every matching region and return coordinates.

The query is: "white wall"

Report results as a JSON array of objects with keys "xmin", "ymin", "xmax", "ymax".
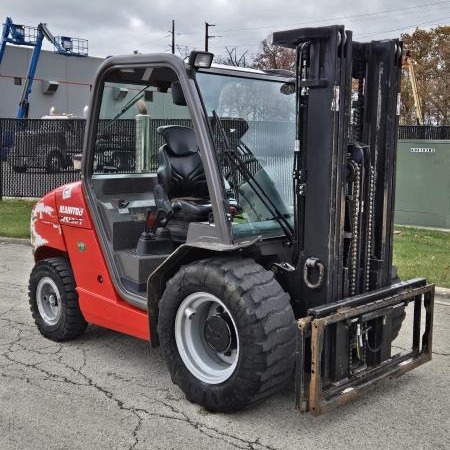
[{"xmin": 0, "ymin": 45, "xmax": 103, "ymax": 117}]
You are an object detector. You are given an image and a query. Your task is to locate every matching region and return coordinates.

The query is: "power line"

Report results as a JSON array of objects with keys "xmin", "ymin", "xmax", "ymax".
[
  {"xmin": 358, "ymin": 15, "xmax": 450, "ymax": 38},
  {"xmin": 140, "ymin": 6, "xmax": 450, "ymax": 56},
  {"xmin": 216, "ymin": 0, "xmax": 450, "ymax": 34},
  {"xmin": 215, "ymin": 1, "xmax": 450, "ymax": 36},
  {"xmin": 214, "ymin": 14, "xmax": 450, "ymax": 49},
  {"xmin": 139, "ymin": 34, "xmax": 172, "ymax": 47}
]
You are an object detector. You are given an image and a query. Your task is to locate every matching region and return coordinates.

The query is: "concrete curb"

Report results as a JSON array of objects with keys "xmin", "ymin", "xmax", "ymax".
[
  {"xmin": 395, "ymin": 224, "xmax": 450, "ymax": 233},
  {"xmin": 0, "ymin": 236, "xmax": 30, "ymax": 246},
  {"xmin": 435, "ymin": 287, "xmax": 450, "ymax": 299}
]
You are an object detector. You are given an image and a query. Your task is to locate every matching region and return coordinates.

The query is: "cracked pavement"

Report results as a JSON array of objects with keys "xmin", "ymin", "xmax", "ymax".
[{"xmin": 0, "ymin": 240, "xmax": 449, "ymax": 450}]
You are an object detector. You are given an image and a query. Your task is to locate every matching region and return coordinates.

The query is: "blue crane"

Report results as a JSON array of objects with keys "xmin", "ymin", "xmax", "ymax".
[{"xmin": 0, "ymin": 17, "xmax": 88, "ymax": 118}]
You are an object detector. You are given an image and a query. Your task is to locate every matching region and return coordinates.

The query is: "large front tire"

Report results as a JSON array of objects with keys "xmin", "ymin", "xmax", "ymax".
[
  {"xmin": 29, "ymin": 257, "xmax": 87, "ymax": 341},
  {"xmin": 158, "ymin": 257, "xmax": 296, "ymax": 412}
]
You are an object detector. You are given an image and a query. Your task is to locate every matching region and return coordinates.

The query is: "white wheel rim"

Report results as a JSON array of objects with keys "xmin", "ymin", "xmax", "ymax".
[
  {"xmin": 175, "ymin": 292, "xmax": 239, "ymax": 384},
  {"xmin": 36, "ymin": 277, "xmax": 62, "ymax": 326}
]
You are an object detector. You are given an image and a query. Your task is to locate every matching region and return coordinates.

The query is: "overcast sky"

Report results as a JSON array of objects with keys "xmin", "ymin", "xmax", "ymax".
[{"xmin": 2, "ymin": 0, "xmax": 450, "ymax": 58}]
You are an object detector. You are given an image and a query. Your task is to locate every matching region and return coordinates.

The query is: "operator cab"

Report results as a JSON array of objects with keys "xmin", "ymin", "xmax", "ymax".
[
  {"xmin": 88, "ymin": 65, "xmax": 211, "ymax": 294},
  {"xmin": 85, "ymin": 56, "xmax": 294, "ymax": 301}
]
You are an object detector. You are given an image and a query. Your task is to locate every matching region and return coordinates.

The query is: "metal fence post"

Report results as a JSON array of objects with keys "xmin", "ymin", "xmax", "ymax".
[
  {"xmin": 0, "ymin": 145, "xmax": 3, "ymax": 201},
  {"xmin": 0, "ymin": 121, "xmax": 3, "ymax": 201}
]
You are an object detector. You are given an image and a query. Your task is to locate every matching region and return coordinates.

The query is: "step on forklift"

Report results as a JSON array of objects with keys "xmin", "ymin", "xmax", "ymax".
[{"xmin": 28, "ymin": 25, "xmax": 434, "ymax": 414}]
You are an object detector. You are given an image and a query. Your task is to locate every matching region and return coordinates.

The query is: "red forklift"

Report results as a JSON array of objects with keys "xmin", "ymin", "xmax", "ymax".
[{"xmin": 28, "ymin": 25, "xmax": 434, "ymax": 414}]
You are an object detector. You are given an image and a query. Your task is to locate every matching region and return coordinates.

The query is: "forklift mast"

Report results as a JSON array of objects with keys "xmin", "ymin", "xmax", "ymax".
[
  {"xmin": 0, "ymin": 16, "xmax": 88, "ymax": 118},
  {"xmin": 271, "ymin": 27, "xmax": 433, "ymax": 415},
  {"xmin": 273, "ymin": 26, "xmax": 402, "ymax": 310}
]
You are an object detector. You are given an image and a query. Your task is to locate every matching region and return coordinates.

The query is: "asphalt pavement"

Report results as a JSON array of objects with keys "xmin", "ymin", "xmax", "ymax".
[{"xmin": 0, "ymin": 240, "xmax": 449, "ymax": 450}]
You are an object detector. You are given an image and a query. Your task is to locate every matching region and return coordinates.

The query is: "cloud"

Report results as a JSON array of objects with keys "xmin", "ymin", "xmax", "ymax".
[{"xmin": 3, "ymin": 0, "xmax": 449, "ymax": 57}]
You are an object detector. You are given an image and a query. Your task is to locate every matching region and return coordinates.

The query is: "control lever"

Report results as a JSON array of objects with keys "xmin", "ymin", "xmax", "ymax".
[
  {"xmin": 151, "ymin": 200, "xmax": 181, "ymax": 232},
  {"xmin": 136, "ymin": 203, "xmax": 181, "ymax": 255},
  {"xmin": 151, "ymin": 184, "xmax": 182, "ymax": 230},
  {"xmin": 154, "ymin": 184, "xmax": 171, "ymax": 213},
  {"xmin": 136, "ymin": 211, "xmax": 157, "ymax": 255}
]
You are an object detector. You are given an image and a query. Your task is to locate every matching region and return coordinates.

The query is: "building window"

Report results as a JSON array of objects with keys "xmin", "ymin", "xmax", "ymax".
[{"xmin": 14, "ymin": 77, "xmax": 22, "ymax": 86}]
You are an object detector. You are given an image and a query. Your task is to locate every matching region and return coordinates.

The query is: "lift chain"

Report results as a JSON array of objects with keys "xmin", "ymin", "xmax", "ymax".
[
  {"xmin": 364, "ymin": 165, "xmax": 375, "ymax": 291},
  {"xmin": 349, "ymin": 160, "xmax": 361, "ymax": 295},
  {"xmin": 352, "ymin": 60, "xmax": 366, "ymax": 142}
]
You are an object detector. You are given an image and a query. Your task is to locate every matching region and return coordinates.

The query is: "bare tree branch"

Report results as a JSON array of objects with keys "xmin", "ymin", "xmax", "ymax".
[{"xmin": 214, "ymin": 47, "xmax": 249, "ymax": 67}]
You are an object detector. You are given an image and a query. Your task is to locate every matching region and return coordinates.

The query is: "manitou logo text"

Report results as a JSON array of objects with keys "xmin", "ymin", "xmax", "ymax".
[{"xmin": 59, "ymin": 205, "xmax": 84, "ymax": 216}]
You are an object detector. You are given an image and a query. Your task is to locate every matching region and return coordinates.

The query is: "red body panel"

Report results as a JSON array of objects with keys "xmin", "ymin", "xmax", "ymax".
[
  {"xmin": 55, "ymin": 181, "xmax": 93, "ymax": 229},
  {"xmin": 31, "ymin": 192, "xmax": 66, "ymax": 257},
  {"xmin": 32, "ymin": 181, "xmax": 150, "ymax": 341}
]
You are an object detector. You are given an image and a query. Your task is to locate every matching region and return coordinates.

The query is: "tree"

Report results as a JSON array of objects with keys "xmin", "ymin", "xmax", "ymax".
[
  {"xmin": 252, "ymin": 37, "xmax": 295, "ymax": 71},
  {"xmin": 175, "ymin": 45, "xmax": 192, "ymax": 60},
  {"xmin": 400, "ymin": 26, "xmax": 450, "ymax": 125},
  {"xmin": 214, "ymin": 47, "xmax": 249, "ymax": 67}
]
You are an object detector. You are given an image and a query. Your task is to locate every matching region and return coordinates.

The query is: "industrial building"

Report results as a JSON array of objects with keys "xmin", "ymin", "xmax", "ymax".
[{"xmin": 0, "ymin": 45, "xmax": 103, "ymax": 118}]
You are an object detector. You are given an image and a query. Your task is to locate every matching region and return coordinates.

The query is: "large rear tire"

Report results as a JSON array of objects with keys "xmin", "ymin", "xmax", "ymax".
[
  {"xmin": 158, "ymin": 257, "xmax": 296, "ymax": 412},
  {"xmin": 29, "ymin": 257, "xmax": 87, "ymax": 341}
]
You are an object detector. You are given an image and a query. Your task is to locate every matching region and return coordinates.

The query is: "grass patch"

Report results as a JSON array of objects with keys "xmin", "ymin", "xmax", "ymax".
[
  {"xmin": 394, "ymin": 226, "xmax": 450, "ymax": 288},
  {"xmin": 0, "ymin": 199, "xmax": 448, "ymax": 287},
  {"xmin": 0, "ymin": 199, "xmax": 36, "ymax": 239}
]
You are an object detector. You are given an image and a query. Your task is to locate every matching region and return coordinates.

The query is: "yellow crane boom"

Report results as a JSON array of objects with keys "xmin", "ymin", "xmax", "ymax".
[{"xmin": 403, "ymin": 50, "xmax": 423, "ymax": 125}]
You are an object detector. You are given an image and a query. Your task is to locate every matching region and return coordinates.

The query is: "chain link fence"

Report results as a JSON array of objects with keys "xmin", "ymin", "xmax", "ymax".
[
  {"xmin": 0, "ymin": 119, "xmax": 84, "ymax": 198},
  {"xmin": 0, "ymin": 119, "xmax": 448, "ymax": 200},
  {"xmin": 398, "ymin": 125, "xmax": 450, "ymax": 140}
]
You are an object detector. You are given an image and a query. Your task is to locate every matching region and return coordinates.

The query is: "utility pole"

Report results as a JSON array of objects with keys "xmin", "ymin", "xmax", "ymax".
[
  {"xmin": 169, "ymin": 19, "xmax": 175, "ymax": 54},
  {"xmin": 204, "ymin": 22, "xmax": 215, "ymax": 52}
]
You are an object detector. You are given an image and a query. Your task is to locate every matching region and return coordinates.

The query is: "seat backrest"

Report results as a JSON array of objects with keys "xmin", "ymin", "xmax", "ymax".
[{"xmin": 157, "ymin": 125, "xmax": 208, "ymax": 199}]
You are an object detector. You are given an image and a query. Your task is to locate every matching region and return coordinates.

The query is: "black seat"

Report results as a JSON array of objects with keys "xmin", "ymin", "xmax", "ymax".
[{"xmin": 156, "ymin": 125, "xmax": 212, "ymax": 222}]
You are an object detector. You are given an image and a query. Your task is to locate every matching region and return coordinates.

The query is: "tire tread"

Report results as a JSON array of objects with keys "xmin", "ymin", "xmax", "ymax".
[
  {"xmin": 29, "ymin": 257, "xmax": 87, "ymax": 341},
  {"xmin": 158, "ymin": 257, "xmax": 296, "ymax": 412}
]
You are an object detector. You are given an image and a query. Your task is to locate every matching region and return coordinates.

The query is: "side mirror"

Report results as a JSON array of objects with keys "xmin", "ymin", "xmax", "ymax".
[{"xmin": 280, "ymin": 82, "xmax": 295, "ymax": 95}]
